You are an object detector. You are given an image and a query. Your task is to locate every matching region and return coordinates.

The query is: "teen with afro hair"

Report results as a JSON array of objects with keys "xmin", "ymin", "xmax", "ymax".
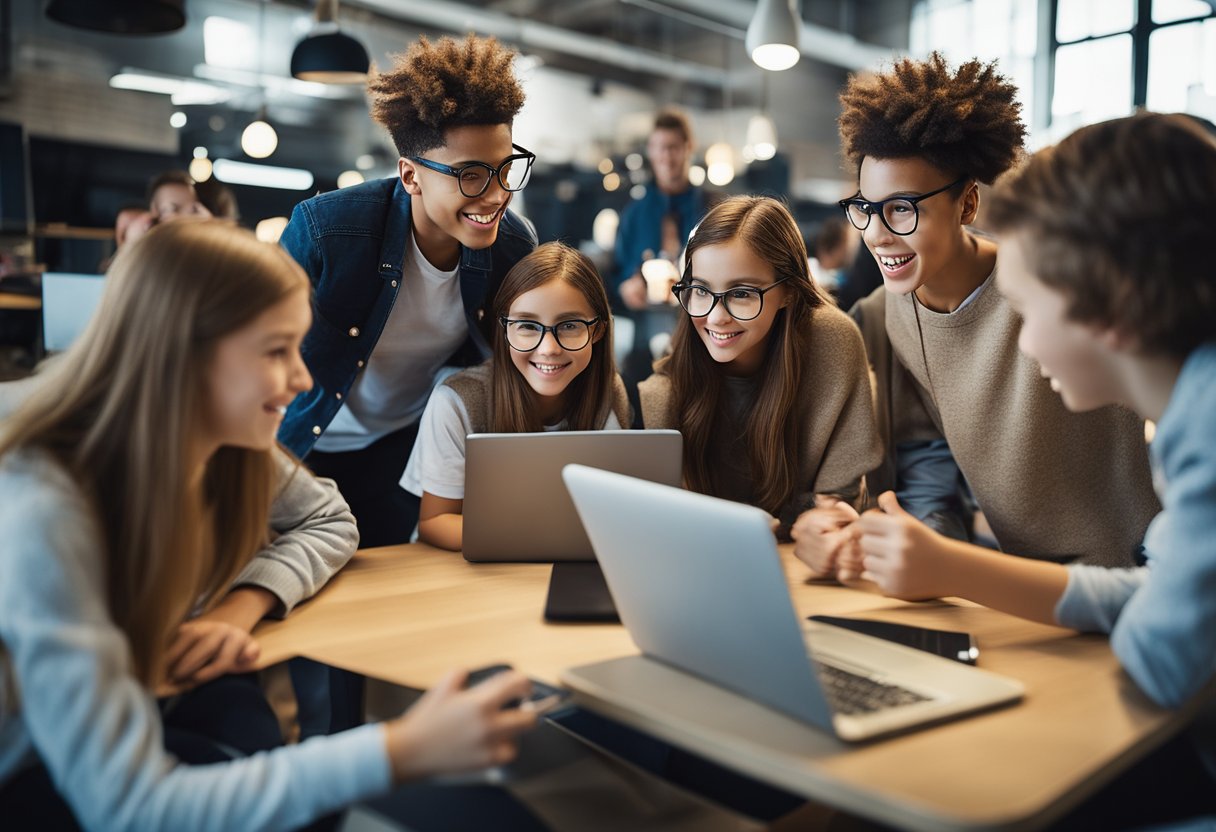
[
  {"xmin": 792, "ymin": 53, "xmax": 1159, "ymax": 582},
  {"xmin": 278, "ymin": 34, "xmax": 537, "ymax": 547}
]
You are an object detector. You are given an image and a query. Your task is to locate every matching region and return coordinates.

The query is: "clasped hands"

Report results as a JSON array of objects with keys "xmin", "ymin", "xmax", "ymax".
[{"xmin": 791, "ymin": 491, "xmax": 951, "ymax": 601}]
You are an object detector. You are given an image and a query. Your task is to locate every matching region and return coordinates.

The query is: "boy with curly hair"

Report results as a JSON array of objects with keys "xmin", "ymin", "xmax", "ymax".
[
  {"xmin": 278, "ymin": 34, "xmax": 537, "ymax": 546},
  {"xmin": 793, "ymin": 53, "xmax": 1159, "ymax": 575},
  {"xmin": 858, "ymin": 111, "xmax": 1216, "ymax": 829}
]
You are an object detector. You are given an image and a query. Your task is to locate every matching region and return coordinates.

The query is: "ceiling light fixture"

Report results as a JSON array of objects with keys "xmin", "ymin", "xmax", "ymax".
[
  {"xmin": 242, "ymin": 0, "xmax": 278, "ymax": 160},
  {"xmin": 290, "ymin": 0, "xmax": 371, "ymax": 84},
  {"xmin": 746, "ymin": 0, "xmax": 801, "ymax": 72},
  {"xmin": 46, "ymin": 0, "xmax": 186, "ymax": 34}
]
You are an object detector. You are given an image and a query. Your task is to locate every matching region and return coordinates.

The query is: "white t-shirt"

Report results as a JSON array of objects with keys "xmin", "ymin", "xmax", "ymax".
[
  {"xmin": 400, "ymin": 385, "xmax": 622, "ymax": 500},
  {"xmin": 314, "ymin": 230, "xmax": 468, "ymax": 453}
]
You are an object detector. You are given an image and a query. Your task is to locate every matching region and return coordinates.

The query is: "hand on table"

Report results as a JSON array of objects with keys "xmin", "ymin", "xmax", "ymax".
[{"xmin": 858, "ymin": 491, "xmax": 953, "ymax": 601}]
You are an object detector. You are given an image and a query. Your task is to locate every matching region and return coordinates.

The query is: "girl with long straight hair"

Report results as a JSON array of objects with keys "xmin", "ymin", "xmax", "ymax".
[
  {"xmin": 0, "ymin": 220, "xmax": 536, "ymax": 831},
  {"xmin": 405, "ymin": 241, "xmax": 630, "ymax": 551},
  {"xmin": 639, "ymin": 195, "xmax": 881, "ymax": 534}
]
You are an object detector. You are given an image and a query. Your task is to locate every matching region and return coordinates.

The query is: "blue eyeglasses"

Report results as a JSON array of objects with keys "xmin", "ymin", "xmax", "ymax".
[{"xmin": 409, "ymin": 144, "xmax": 536, "ymax": 198}]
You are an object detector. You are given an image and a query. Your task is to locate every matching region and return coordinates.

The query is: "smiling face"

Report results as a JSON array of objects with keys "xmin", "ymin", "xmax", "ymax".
[
  {"xmin": 203, "ymin": 288, "xmax": 313, "ymax": 452},
  {"xmin": 857, "ymin": 156, "xmax": 972, "ymax": 296},
  {"xmin": 685, "ymin": 239, "xmax": 786, "ymax": 377},
  {"xmin": 504, "ymin": 278, "xmax": 602, "ymax": 421},
  {"xmin": 400, "ymin": 123, "xmax": 517, "ymax": 270},
  {"xmin": 996, "ymin": 233, "xmax": 1121, "ymax": 412}
]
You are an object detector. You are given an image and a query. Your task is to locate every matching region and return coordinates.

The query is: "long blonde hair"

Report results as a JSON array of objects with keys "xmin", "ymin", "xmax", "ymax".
[
  {"xmin": 489, "ymin": 242, "xmax": 616, "ymax": 432},
  {"xmin": 658, "ymin": 196, "xmax": 830, "ymax": 514},
  {"xmin": 0, "ymin": 220, "xmax": 309, "ymax": 686}
]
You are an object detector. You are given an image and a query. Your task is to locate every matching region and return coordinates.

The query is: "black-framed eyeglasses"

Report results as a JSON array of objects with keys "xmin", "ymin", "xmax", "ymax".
[
  {"xmin": 499, "ymin": 316, "xmax": 601, "ymax": 351},
  {"xmin": 409, "ymin": 144, "xmax": 536, "ymax": 198},
  {"xmin": 838, "ymin": 176, "xmax": 969, "ymax": 236},
  {"xmin": 671, "ymin": 277, "xmax": 790, "ymax": 321}
]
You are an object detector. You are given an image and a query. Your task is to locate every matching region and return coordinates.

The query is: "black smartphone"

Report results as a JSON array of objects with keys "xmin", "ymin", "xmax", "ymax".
[
  {"xmin": 809, "ymin": 615, "xmax": 979, "ymax": 665},
  {"xmin": 464, "ymin": 664, "xmax": 572, "ymax": 714}
]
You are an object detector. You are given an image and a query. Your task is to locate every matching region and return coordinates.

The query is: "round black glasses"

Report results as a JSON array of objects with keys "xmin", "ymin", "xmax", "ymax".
[
  {"xmin": 409, "ymin": 144, "xmax": 536, "ymax": 198},
  {"xmin": 671, "ymin": 278, "xmax": 789, "ymax": 321},
  {"xmin": 838, "ymin": 176, "xmax": 968, "ymax": 236},
  {"xmin": 499, "ymin": 317, "xmax": 601, "ymax": 351}
]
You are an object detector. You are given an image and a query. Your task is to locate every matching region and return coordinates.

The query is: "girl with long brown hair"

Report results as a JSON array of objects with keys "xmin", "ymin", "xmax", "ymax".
[
  {"xmin": 405, "ymin": 241, "xmax": 630, "ymax": 551},
  {"xmin": 639, "ymin": 195, "xmax": 881, "ymax": 534},
  {"xmin": 0, "ymin": 220, "xmax": 536, "ymax": 830}
]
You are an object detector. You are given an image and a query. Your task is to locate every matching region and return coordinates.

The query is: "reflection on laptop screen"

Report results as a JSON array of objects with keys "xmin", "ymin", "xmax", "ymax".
[{"xmin": 42, "ymin": 273, "xmax": 106, "ymax": 353}]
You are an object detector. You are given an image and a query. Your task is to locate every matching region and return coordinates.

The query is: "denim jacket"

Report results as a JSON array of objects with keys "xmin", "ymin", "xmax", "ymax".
[
  {"xmin": 612, "ymin": 185, "xmax": 706, "ymax": 293},
  {"xmin": 277, "ymin": 176, "xmax": 537, "ymax": 457}
]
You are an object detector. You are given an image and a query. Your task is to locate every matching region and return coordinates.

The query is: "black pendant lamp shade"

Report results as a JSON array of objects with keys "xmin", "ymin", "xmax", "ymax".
[
  {"xmin": 291, "ymin": 29, "xmax": 370, "ymax": 84},
  {"xmin": 45, "ymin": 0, "xmax": 186, "ymax": 34}
]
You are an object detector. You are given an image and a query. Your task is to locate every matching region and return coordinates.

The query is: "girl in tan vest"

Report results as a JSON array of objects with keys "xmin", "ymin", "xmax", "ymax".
[
  {"xmin": 404, "ymin": 242, "xmax": 630, "ymax": 550},
  {"xmin": 638, "ymin": 196, "xmax": 881, "ymax": 537}
]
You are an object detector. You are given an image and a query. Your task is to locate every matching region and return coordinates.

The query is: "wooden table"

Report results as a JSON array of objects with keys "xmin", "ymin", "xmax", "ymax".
[
  {"xmin": 254, "ymin": 543, "xmax": 1193, "ymax": 831},
  {"xmin": 0, "ymin": 291, "xmax": 40, "ymax": 310}
]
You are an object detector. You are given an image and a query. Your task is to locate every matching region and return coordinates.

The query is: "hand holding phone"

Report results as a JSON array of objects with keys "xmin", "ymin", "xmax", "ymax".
[{"xmin": 465, "ymin": 663, "xmax": 572, "ymax": 715}]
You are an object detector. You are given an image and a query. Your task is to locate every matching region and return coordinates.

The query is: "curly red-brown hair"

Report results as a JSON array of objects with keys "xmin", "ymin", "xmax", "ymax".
[
  {"xmin": 838, "ymin": 52, "xmax": 1025, "ymax": 183},
  {"xmin": 368, "ymin": 34, "xmax": 525, "ymax": 158}
]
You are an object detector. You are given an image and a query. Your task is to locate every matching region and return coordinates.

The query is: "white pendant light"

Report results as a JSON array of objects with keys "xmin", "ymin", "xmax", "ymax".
[
  {"xmin": 746, "ymin": 114, "xmax": 777, "ymax": 161},
  {"xmin": 746, "ymin": 0, "xmax": 801, "ymax": 72},
  {"xmin": 242, "ymin": 107, "xmax": 278, "ymax": 159}
]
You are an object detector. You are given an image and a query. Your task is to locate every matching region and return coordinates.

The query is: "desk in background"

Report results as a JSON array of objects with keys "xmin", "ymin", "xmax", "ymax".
[{"xmin": 254, "ymin": 543, "xmax": 1192, "ymax": 832}]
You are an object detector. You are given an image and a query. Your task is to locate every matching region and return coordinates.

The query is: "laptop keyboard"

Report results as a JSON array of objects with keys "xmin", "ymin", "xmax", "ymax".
[{"xmin": 816, "ymin": 662, "xmax": 930, "ymax": 715}]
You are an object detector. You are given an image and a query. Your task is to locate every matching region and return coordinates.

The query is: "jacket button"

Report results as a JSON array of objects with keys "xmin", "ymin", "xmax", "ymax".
[
  {"xmin": 312, "ymin": 426, "xmax": 322, "ymax": 435},
  {"xmin": 391, "ymin": 280, "xmax": 398, "ymax": 288},
  {"xmin": 356, "ymin": 360, "xmax": 365, "ymax": 368},
  {"xmin": 335, "ymin": 392, "xmax": 343, "ymax": 400},
  {"xmin": 348, "ymin": 326, "xmax": 360, "ymax": 337}
]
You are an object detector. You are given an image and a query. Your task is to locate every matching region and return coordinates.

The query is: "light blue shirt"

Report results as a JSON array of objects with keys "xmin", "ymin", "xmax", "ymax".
[
  {"xmin": 0, "ymin": 448, "xmax": 392, "ymax": 830},
  {"xmin": 1055, "ymin": 342, "xmax": 1216, "ymax": 710}
]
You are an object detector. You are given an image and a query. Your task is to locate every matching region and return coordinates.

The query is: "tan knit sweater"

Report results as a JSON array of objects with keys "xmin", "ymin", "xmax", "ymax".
[
  {"xmin": 856, "ymin": 277, "xmax": 1159, "ymax": 566},
  {"xmin": 637, "ymin": 302, "xmax": 883, "ymax": 523}
]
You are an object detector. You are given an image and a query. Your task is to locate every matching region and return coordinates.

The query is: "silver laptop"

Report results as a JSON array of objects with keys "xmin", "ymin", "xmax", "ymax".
[
  {"xmin": 41, "ymin": 272, "xmax": 106, "ymax": 352},
  {"xmin": 561, "ymin": 465, "xmax": 1024, "ymax": 742},
  {"xmin": 462, "ymin": 430, "xmax": 682, "ymax": 563}
]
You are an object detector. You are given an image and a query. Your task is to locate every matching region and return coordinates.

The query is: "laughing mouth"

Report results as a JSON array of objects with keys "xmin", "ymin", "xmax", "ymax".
[
  {"xmin": 531, "ymin": 361, "xmax": 569, "ymax": 375},
  {"xmin": 463, "ymin": 207, "xmax": 503, "ymax": 225},
  {"xmin": 707, "ymin": 330, "xmax": 741, "ymax": 343},
  {"xmin": 878, "ymin": 253, "xmax": 915, "ymax": 269}
]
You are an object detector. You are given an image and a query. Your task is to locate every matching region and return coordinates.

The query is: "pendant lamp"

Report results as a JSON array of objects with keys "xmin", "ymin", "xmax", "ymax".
[
  {"xmin": 45, "ymin": 0, "xmax": 186, "ymax": 34},
  {"xmin": 290, "ymin": 0, "xmax": 370, "ymax": 84}
]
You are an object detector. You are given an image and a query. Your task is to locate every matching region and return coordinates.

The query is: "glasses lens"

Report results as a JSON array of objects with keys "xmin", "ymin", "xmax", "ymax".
[
  {"xmin": 844, "ymin": 202, "xmax": 870, "ymax": 231},
  {"xmin": 500, "ymin": 156, "xmax": 534, "ymax": 192},
  {"xmin": 678, "ymin": 285, "xmax": 715, "ymax": 316},
  {"xmin": 505, "ymin": 321, "xmax": 543, "ymax": 350},
  {"xmin": 457, "ymin": 166, "xmax": 493, "ymax": 197},
  {"xmin": 553, "ymin": 320, "xmax": 591, "ymax": 350},
  {"xmin": 722, "ymin": 288, "xmax": 763, "ymax": 320},
  {"xmin": 882, "ymin": 199, "xmax": 918, "ymax": 234}
]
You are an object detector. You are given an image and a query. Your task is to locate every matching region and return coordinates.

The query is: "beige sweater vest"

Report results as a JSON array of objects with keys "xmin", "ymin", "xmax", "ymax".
[
  {"xmin": 443, "ymin": 362, "xmax": 632, "ymax": 433},
  {"xmin": 857, "ymin": 281, "xmax": 1159, "ymax": 566},
  {"xmin": 637, "ymin": 302, "xmax": 883, "ymax": 520}
]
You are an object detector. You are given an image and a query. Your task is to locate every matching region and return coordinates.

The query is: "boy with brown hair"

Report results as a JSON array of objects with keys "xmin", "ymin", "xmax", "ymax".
[
  {"xmin": 793, "ymin": 53, "xmax": 1159, "ymax": 574},
  {"xmin": 279, "ymin": 34, "xmax": 537, "ymax": 546},
  {"xmin": 858, "ymin": 111, "xmax": 1216, "ymax": 827}
]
